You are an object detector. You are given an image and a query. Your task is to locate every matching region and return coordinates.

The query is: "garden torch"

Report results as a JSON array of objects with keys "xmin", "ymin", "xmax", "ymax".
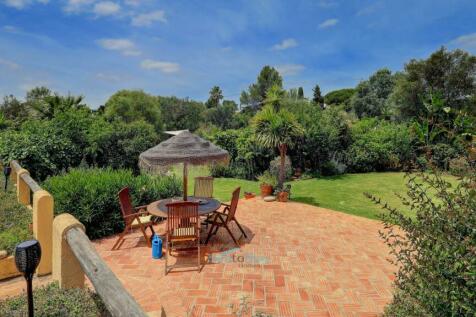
[
  {"xmin": 15, "ymin": 240, "xmax": 42, "ymax": 317},
  {"xmin": 3, "ymin": 165, "xmax": 11, "ymax": 192}
]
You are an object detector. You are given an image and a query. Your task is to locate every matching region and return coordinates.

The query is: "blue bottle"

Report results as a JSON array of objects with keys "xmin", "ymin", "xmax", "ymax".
[{"xmin": 152, "ymin": 234, "xmax": 162, "ymax": 259}]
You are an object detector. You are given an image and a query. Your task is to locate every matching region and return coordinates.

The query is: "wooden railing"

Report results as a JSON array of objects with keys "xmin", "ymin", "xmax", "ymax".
[
  {"xmin": 53, "ymin": 214, "xmax": 147, "ymax": 317},
  {"xmin": 5, "ymin": 160, "xmax": 53, "ymax": 276}
]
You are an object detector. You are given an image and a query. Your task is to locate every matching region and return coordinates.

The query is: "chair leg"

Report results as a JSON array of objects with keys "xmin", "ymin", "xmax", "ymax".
[
  {"xmin": 112, "ymin": 226, "xmax": 129, "ymax": 251},
  {"xmin": 197, "ymin": 239, "xmax": 201, "ymax": 272},
  {"xmin": 224, "ymin": 224, "xmax": 239, "ymax": 246},
  {"xmin": 205, "ymin": 224, "xmax": 216, "ymax": 244},
  {"xmin": 139, "ymin": 224, "xmax": 152, "ymax": 247},
  {"xmin": 234, "ymin": 219, "xmax": 247, "ymax": 238},
  {"xmin": 165, "ymin": 240, "xmax": 168, "ymax": 276}
]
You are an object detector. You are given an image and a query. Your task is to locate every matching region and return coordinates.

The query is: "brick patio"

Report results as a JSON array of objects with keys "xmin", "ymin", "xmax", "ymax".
[{"xmin": 93, "ymin": 198, "xmax": 396, "ymax": 317}]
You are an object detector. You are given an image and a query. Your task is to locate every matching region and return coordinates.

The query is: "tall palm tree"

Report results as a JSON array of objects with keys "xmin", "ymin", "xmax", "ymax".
[{"xmin": 253, "ymin": 105, "xmax": 304, "ymax": 187}]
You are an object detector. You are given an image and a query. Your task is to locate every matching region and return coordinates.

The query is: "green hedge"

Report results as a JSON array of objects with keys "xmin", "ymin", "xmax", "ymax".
[
  {"xmin": 0, "ymin": 282, "xmax": 110, "ymax": 317},
  {"xmin": 43, "ymin": 168, "xmax": 181, "ymax": 239}
]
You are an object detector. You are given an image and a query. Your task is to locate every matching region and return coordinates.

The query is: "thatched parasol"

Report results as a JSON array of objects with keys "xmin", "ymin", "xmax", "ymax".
[{"xmin": 139, "ymin": 130, "xmax": 229, "ymax": 200}]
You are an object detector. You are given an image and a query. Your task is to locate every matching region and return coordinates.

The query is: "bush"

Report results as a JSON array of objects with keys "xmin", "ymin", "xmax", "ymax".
[
  {"xmin": 346, "ymin": 118, "xmax": 413, "ymax": 172},
  {"xmin": 43, "ymin": 168, "xmax": 181, "ymax": 239},
  {"xmin": 449, "ymin": 156, "xmax": 471, "ymax": 177},
  {"xmin": 366, "ymin": 170, "xmax": 476, "ymax": 316},
  {"xmin": 257, "ymin": 170, "xmax": 278, "ymax": 187},
  {"xmin": 0, "ymin": 179, "xmax": 33, "ymax": 254},
  {"xmin": 268, "ymin": 156, "xmax": 292, "ymax": 181},
  {"xmin": 430, "ymin": 143, "xmax": 459, "ymax": 170},
  {"xmin": 0, "ymin": 282, "xmax": 110, "ymax": 317},
  {"xmin": 86, "ymin": 119, "xmax": 158, "ymax": 172}
]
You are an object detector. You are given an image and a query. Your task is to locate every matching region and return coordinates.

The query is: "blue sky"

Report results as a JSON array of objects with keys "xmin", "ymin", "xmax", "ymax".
[{"xmin": 1, "ymin": 0, "xmax": 475, "ymax": 108}]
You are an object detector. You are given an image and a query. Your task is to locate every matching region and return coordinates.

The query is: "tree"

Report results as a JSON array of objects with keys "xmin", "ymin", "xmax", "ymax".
[
  {"xmin": 206, "ymin": 86, "xmax": 223, "ymax": 108},
  {"xmin": 298, "ymin": 87, "xmax": 304, "ymax": 99},
  {"xmin": 104, "ymin": 90, "xmax": 162, "ymax": 132},
  {"xmin": 0, "ymin": 95, "xmax": 30, "ymax": 124},
  {"xmin": 158, "ymin": 96, "xmax": 205, "ymax": 131},
  {"xmin": 324, "ymin": 88, "xmax": 355, "ymax": 109},
  {"xmin": 253, "ymin": 103, "xmax": 303, "ymax": 187},
  {"xmin": 204, "ymin": 100, "xmax": 237, "ymax": 129},
  {"xmin": 312, "ymin": 84, "xmax": 324, "ymax": 108},
  {"xmin": 240, "ymin": 66, "xmax": 283, "ymax": 109},
  {"xmin": 350, "ymin": 68, "xmax": 395, "ymax": 118},
  {"xmin": 390, "ymin": 47, "xmax": 476, "ymax": 119},
  {"xmin": 264, "ymin": 84, "xmax": 285, "ymax": 111}
]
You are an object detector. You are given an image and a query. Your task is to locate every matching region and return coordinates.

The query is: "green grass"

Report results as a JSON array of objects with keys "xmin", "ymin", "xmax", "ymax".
[
  {"xmin": 173, "ymin": 165, "xmax": 458, "ymax": 220},
  {"xmin": 0, "ymin": 178, "xmax": 33, "ymax": 254}
]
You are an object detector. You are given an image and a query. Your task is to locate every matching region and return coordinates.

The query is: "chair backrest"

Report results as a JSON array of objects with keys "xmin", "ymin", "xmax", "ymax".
[
  {"xmin": 226, "ymin": 187, "xmax": 241, "ymax": 223},
  {"xmin": 118, "ymin": 187, "xmax": 134, "ymax": 221},
  {"xmin": 166, "ymin": 202, "xmax": 199, "ymax": 234},
  {"xmin": 194, "ymin": 176, "xmax": 214, "ymax": 198}
]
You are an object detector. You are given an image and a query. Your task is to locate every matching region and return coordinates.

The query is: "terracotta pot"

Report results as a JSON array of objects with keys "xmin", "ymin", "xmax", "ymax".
[
  {"xmin": 260, "ymin": 184, "xmax": 273, "ymax": 197},
  {"xmin": 244, "ymin": 192, "xmax": 256, "ymax": 199},
  {"xmin": 277, "ymin": 191, "xmax": 289, "ymax": 202}
]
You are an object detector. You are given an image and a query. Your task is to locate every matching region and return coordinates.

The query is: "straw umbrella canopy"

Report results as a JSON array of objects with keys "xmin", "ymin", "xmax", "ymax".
[{"xmin": 139, "ymin": 130, "xmax": 229, "ymax": 200}]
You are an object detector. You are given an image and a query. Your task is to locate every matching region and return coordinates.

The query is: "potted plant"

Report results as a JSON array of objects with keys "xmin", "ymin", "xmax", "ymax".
[
  {"xmin": 274, "ymin": 184, "xmax": 291, "ymax": 202},
  {"xmin": 257, "ymin": 171, "xmax": 277, "ymax": 197}
]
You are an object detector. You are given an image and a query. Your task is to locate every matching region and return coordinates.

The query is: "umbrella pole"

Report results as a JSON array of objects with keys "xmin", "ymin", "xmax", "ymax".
[{"xmin": 183, "ymin": 162, "xmax": 188, "ymax": 201}]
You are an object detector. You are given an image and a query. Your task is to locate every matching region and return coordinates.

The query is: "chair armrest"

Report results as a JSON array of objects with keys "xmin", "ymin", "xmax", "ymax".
[
  {"xmin": 123, "ymin": 212, "xmax": 148, "ymax": 219},
  {"xmin": 221, "ymin": 203, "xmax": 231, "ymax": 207}
]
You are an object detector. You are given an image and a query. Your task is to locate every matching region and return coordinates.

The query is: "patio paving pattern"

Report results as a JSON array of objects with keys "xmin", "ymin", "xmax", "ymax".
[{"xmin": 93, "ymin": 198, "xmax": 396, "ymax": 317}]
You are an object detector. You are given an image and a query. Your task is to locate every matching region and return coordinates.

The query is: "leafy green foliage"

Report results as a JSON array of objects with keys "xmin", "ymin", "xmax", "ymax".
[
  {"xmin": 158, "ymin": 96, "xmax": 205, "ymax": 131},
  {"xmin": 324, "ymin": 88, "xmax": 355, "ymax": 109},
  {"xmin": 104, "ymin": 90, "xmax": 162, "ymax": 132},
  {"xmin": 312, "ymin": 84, "xmax": 324, "ymax": 107},
  {"xmin": 240, "ymin": 66, "xmax": 283, "ymax": 110},
  {"xmin": 0, "ymin": 178, "xmax": 32, "ymax": 254},
  {"xmin": 0, "ymin": 282, "xmax": 110, "ymax": 317},
  {"xmin": 43, "ymin": 168, "xmax": 181, "ymax": 239},
  {"xmin": 351, "ymin": 68, "xmax": 396, "ymax": 118},
  {"xmin": 367, "ymin": 170, "xmax": 476, "ymax": 316},
  {"xmin": 268, "ymin": 155, "xmax": 292, "ymax": 181},
  {"xmin": 205, "ymin": 86, "xmax": 223, "ymax": 108},
  {"xmin": 346, "ymin": 118, "xmax": 413, "ymax": 172},
  {"xmin": 86, "ymin": 119, "xmax": 158, "ymax": 172},
  {"xmin": 203, "ymin": 100, "xmax": 237, "ymax": 130}
]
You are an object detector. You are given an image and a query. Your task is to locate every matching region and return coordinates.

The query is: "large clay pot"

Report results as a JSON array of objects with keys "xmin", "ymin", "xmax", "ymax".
[
  {"xmin": 277, "ymin": 191, "xmax": 289, "ymax": 202},
  {"xmin": 260, "ymin": 184, "xmax": 273, "ymax": 197}
]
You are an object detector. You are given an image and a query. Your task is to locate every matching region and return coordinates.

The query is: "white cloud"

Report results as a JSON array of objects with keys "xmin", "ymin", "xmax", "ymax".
[
  {"xmin": 318, "ymin": 0, "xmax": 337, "ymax": 8},
  {"xmin": 124, "ymin": 0, "xmax": 140, "ymax": 6},
  {"xmin": 0, "ymin": 58, "xmax": 20, "ymax": 70},
  {"xmin": 93, "ymin": 1, "xmax": 120, "ymax": 16},
  {"xmin": 2, "ymin": 25, "xmax": 20, "ymax": 33},
  {"xmin": 97, "ymin": 38, "xmax": 141, "ymax": 56},
  {"xmin": 3, "ymin": 0, "xmax": 48, "ymax": 9},
  {"xmin": 63, "ymin": 0, "xmax": 95, "ymax": 13},
  {"xmin": 140, "ymin": 59, "xmax": 180, "ymax": 73},
  {"xmin": 450, "ymin": 33, "xmax": 476, "ymax": 51},
  {"xmin": 319, "ymin": 18, "xmax": 338, "ymax": 29},
  {"xmin": 96, "ymin": 72, "xmax": 122, "ymax": 82},
  {"xmin": 131, "ymin": 10, "xmax": 166, "ymax": 26},
  {"xmin": 275, "ymin": 64, "xmax": 304, "ymax": 76},
  {"xmin": 272, "ymin": 38, "xmax": 298, "ymax": 51}
]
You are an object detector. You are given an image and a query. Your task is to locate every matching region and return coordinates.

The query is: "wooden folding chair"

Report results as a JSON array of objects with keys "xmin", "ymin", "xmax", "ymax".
[
  {"xmin": 194, "ymin": 176, "xmax": 214, "ymax": 198},
  {"xmin": 111, "ymin": 187, "xmax": 155, "ymax": 251},
  {"xmin": 205, "ymin": 187, "xmax": 247, "ymax": 246},
  {"xmin": 165, "ymin": 201, "xmax": 201, "ymax": 275}
]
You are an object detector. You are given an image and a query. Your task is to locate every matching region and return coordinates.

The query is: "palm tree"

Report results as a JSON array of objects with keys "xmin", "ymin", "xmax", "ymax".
[{"xmin": 253, "ymin": 105, "xmax": 303, "ymax": 187}]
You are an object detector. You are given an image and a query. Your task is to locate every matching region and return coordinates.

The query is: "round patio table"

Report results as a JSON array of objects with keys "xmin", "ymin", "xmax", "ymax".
[{"xmin": 147, "ymin": 196, "xmax": 221, "ymax": 218}]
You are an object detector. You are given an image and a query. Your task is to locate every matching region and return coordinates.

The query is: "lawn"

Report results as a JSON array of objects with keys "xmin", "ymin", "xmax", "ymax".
[{"xmin": 179, "ymin": 166, "xmax": 457, "ymax": 220}]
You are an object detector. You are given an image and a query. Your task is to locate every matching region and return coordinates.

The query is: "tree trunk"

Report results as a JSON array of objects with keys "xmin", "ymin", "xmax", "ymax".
[{"xmin": 278, "ymin": 144, "xmax": 287, "ymax": 188}]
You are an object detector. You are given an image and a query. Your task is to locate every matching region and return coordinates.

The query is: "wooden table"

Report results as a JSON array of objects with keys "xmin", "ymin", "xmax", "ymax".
[{"xmin": 147, "ymin": 196, "xmax": 221, "ymax": 218}]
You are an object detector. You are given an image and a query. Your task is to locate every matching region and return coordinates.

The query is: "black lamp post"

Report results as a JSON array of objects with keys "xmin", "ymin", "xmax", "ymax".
[
  {"xmin": 15, "ymin": 240, "xmax": 41, "ymax": 317},
  {"xmin": 3, "ymin": 165, "xmax": 11, "ymax": 192}
]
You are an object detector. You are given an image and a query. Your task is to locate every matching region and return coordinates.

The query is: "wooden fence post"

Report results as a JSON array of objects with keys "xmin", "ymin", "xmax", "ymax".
[
  {"xmin": 52, "ymin": 214, "xmax": 85, "ymax": 289},
  {"xmin": 33, "ymin": 190, "xmax": 53, "ymax": 276},
  {"xmin": 16, "ymin": 169, "xmax": 30, "ymax": 205}
]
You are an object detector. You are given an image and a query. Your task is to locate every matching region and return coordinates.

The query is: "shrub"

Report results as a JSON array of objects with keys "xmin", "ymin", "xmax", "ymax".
[
  {"xmin": 43, "ymin": 168, "xmax": 181, "ymax": 239},
  {"xmin": 366, "ymin": 170, "xmax": 476, "ymax": 316},
  {"xmin": 0, "ymin": 282, "xmax": 110, "ymax": 317},
  {"xmin": 449, "ymin": 156, "xmax": 471, "ymax": 177},
  {"xmin": 268, "ymin": 156, "xmax": 292, "ymax": 181},
  {"xmin": 430, "ymin": 143, "xmax": 459, "ymax": 170},
  {"xmin": 346, "ymin": 118, "xmax": 413, "ymax": 172},
  {"xmin": 0, "ymin": 179, "xmax": 33, "ymax": 254},
  {"xmin": 257, "ymin": 170, "xmax": 277, "ymax": 187}
]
